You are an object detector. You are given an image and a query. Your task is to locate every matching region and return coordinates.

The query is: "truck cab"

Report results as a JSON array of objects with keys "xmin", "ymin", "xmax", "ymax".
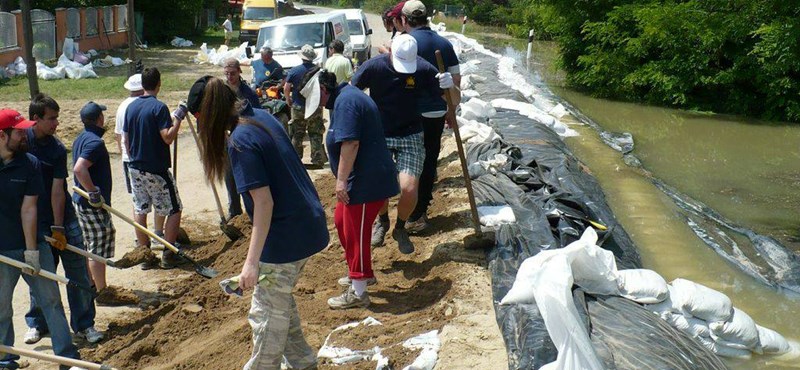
[{"xmin": 240, "ymin": 0, "xmax": 278, "ymax": 44}]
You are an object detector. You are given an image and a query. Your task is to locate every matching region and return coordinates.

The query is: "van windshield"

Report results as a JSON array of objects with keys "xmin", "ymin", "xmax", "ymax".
[
  {"xmin": 244, "ymin": 7, "xmax": 275, "ymax": 21},
  {"xmin": 347, "ymin": 20, "xmax": 363, "ymax": 35},
  {"xmin": 257, "ymin": 23, "xmax": 325, "ymax": 51}
]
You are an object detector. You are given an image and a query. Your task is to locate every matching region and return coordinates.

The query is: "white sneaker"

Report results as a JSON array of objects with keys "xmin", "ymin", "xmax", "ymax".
[
  {"xmin": 327, "ymin": 287, "xmax": 370, "ymax": 309},
  {"xmin": 69, "ymin": 367, "xmax": 88, "ymax": 370},
  {"xmin": 76, "ymin": 326, "xmax": 104, "ymax": 344},
  {"xmin": 23, "ymin": 327, "xmax": 43, "ymax": 344},
  {"xmin": 337, "ymin": 276, "xmax": 377, "ymax": 287}
]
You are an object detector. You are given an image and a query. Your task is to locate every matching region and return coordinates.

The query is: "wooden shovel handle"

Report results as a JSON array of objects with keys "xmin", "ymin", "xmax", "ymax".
[{"xmin": 0, "ymin": 344, "xmax": 116, "ymax": 370}]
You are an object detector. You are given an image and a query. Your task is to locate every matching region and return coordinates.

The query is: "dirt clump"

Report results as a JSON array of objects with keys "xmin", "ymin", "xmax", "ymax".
[
  {"xmin": 95, "ymin": 285, "xmax": 140, "ymax": 306},
  {"xmin": 113, "ymin": 246, "xmax": 159, "ymax": 269}
]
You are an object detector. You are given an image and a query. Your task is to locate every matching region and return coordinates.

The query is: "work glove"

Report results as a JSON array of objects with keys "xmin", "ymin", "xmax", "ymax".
[
  {"xmin": 49, "ymin": 226, "xmax": 67, "ymax": 251},
  {"xmin": 23, "ymin": 250, "xmax": 40, "ymax": 275},
  {"xmin": 172, "ymin": 103, "xmax": 189, "ymax": 121},
  {"xmin": 88, "ymin": 188, "xmax": 105, "ymax": 208},
  {"xmin": 437, "ymin": 72, "xmax": 454, "ymax": 89}
]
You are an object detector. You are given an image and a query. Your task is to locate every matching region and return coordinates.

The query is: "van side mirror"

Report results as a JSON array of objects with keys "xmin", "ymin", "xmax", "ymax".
[{"xmin": 367, "ymin": 29, "xmax": 373, "ymax": 35}]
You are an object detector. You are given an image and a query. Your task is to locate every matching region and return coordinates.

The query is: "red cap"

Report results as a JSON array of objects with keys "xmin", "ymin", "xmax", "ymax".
[
  {"xmin": 387, "ymin": 1, "xmax": 407, "ymax": 18},
  {"xmin": 0, "ymin": 109, "xmax": 35, "ymax": 130}
]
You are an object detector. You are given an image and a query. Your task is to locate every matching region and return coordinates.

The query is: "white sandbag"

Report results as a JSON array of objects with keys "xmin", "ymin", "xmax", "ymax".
[
  {"xmin": 401, "ymin": 330, "xmax": 440, "ymax": 370},
  {"xmin": 664, "ymin": 313, "xmax": 711, "ymax": 338},
  {"xmin": 548, "ymin": 103, "xmax": 568, "ymax": 118},
  {"xmin": 171, "ymin": 36, "xmax": 194, "ymax": 47},
  {"xmin": 477, "ymin": 205, "xmax": 515, "ymax": 226},
  {"xmin": 710, "ymin": 334, "xmax": 752, "ymax": 351},
  {"xmin": 459, "ymin": 104, "xmax": 483, "ymax": 121},
  {"xmin": 461, "ymin": 89, "xmax": 480, "ymax": 98},
  {"xmin": 757, "ymin": 325, "xmax": 791, "ymax": 354},
  {"xmin": 708, "ymin": 308, "xmax": 760, "ymax": 350},
  {"xmin": 36, "ymin": 62, "xmax": 65, "ymax": 80},
  {"xmin": 670, "ymin": 278, "xmax": 733, "ymax": 322},
  {"xmin": 644, "ymin": 285, "xmax": 681, "ymax": 314},
  {"xmin": 65, "ymin": 64, "xmax": 97, "ymax": 79},
  {"xmin": 697, "ymin": 336, "xmax": 752, "ymax": 359},
  {"xmin": 616, "ymin": 269, "xmax": 668, "ymax": 304},
  {"xmin": 456, "ymin": 117, "xmax": 500, "ymax": 144},
  {"xmin": 13, "ymin": 56, "xmax": 27, "ymax": 76},
  {"xmin": 459, "ymin": 59, "xmax": 481, "ymax": 75}
]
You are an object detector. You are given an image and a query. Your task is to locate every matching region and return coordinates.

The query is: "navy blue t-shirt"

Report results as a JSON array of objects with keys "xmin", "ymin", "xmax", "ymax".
[
  {"xmin": 237, "ymin": 81, "xmax": 261, "ymax": 108},
  {"xmin": 71, "ymin": 125, "xmax": 113, "ymax": 208},
  {"xmin": 410, "ymin": 27, "xmax": 456, "ymax": 114},
  {"xmin": 0, "ymin": 153, "xmax": 44, "ymax": 251},
  {"xmin": 228, "ymin": 102, "xmax": 329, "ymax": 263},
  {"xmin": 286, "ymin": 61, "xmax": 316, "ymax": 108},
  {"xmin": 325, "ymin": 84, "xmax": 399, "ymax": 204},
  {"xmin": 253, "ymin": 59, "xmax": 284, "ymax": 87},
  {"xmin": 124, "ymin": 95, "xmax": 172, "ymax": 173},
  {"xmin": 25, "ymin": 129, "xmax": 76, "ymax": 227},
  {"xmin": 351, "ymin": 54, "xmax": 441, "ymax": 137}
]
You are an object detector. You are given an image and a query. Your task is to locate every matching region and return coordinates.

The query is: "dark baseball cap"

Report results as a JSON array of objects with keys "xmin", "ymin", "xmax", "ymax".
[
  {"xmin": 79, "ymin": 101, "xmax": 107, "ymax": 123},
  {"xmin": 0, "ymin": 109, "xmax": 35, "ymax": 130}
]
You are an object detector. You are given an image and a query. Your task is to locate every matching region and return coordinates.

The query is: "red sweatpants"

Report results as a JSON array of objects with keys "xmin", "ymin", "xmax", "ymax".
[{"xmin": 334, "ymin": 199, "xmax": 386, "ymax": 280}]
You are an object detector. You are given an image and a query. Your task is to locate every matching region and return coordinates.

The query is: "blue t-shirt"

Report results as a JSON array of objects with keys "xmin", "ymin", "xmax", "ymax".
[
  {"xmin": 237, "ymin": 81, "xmax": 261, "ymax": 108},
  {"xmin": 410, "ymin": 27, "xmax": 456, "ymax": 114},
  {"xmin": 253, "ymin": 59, "xmax": 284, "ymax": 87},
  {"xmin": 325, "ymin": 84, "xmax": 399, "ymax": 204},
  {"xmin": 71, "ymin": 125, "xmax": 113, "ymax": 208},
  {"xmin": 351, "ymin": 54, "xmax": 442, "ymax": 137},
  {"xmin": 124, "ymin": 95, "xmax": 173, "ymax": 174},
  {"xmin": 25, "ymin": 129, "xmax": 77, "ymax": 227},
  {"xmin": 228, "ymin": 102, "xmax": 329, "ymax": 263},
  {"xmin": 0, "ymin": 153, "xmax": 44, "ymax": 251},
  {"xmin": 286, "ymin": 61, "xmax": 316, "ymax": 108}
]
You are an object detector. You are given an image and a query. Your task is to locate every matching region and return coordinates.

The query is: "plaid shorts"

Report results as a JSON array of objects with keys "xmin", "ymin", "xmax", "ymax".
[
  {"xmin": 385, "ymin": 132, "xmax": 425, "ymax": 177},
  {"xmin": 129, "ymin": 167, "xmax": 183, "ymax": 216},
  {"xmin": 75, "ymin": 204, "xmax": 116, "ymax": 258}
]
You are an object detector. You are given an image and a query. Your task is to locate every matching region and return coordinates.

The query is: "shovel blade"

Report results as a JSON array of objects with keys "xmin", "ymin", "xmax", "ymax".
[
  {"xmin": 195, "ymin": 265, "xmax": 219, "ymax": 279},
  {"xmin": 221, "ymin": 223, "xmax": 243, "ymax": 241}
]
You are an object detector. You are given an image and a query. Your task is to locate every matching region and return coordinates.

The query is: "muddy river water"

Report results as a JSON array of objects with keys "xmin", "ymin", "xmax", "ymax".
[{"xmin": 482, "ymin": 39, "xmax": 800, "ymax": 369}]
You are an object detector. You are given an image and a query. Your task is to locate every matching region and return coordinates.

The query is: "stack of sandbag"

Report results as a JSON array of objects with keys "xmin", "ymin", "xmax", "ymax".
[
  {"xmin": 194, "ymin": 42, "xmax": 249, "ymax": 66},
  {"xmin": 456, "ymin": 116, "xmax": 500, "ymax": 144},
  {"xmin": 491, "ymin": 98, "xmax": 577, "ymax": 137},
  {"xmin": 5, "ymin": 56, "xmax": 27, "ymax": 77},
  {"xmin": 459, "ymin": 97, "xmax": 496, "ymax": 122}
]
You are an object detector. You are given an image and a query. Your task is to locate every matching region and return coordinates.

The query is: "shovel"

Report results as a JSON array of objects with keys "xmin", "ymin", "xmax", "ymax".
[
  {"xmin": 72, "ymin": 187, "xmax": 218, "ymax": 279},
  {"xmin": 436, "ymin": 50, "xmax": 495, "ymax": 249},
  {"xmin": 0, "ymin": 344, "xmax": 117, "ymax": 370},
  {"xmin": 185, "ymin": 113, "xmax": 244, "ymax": 241},
  {"xmin": 44, "ymin": 236, "xmax": 117, "ymax": 267},
  {"xmin": 0, "ymin": 253, "xmax": 96, "ymax": 296}
]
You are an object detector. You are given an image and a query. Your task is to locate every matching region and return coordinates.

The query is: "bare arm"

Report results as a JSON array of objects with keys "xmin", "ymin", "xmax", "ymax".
[
  {"xmin": 73, "ymin": 158, "xmax": 97, "ymax": 192},
  {"xmin": 284, "ymin": 82, "xmax": 293, "ymax": 107},
  {"xmin": 240, "ymin": 186, "xmax": 274, "ymax": 290},
  {"xmin": 335, "ymin": 141, "xmax": 359, "ymax": 204},
  {"xmin": 115, "ymin": 134, "xmax": 122, "ymax": 156},
  {"xmin": 21, "ymin": 195, "xmax": 38, "ymax": 250},
  {"xmin": 159, "ymin": 116, "xmax": 183, "ymax": 145},
  {"xmin": 51, "ymin": 178, "xmax": 66, "ymax": 227}
]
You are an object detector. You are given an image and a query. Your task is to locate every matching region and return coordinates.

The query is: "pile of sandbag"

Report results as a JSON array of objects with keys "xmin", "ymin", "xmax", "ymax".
[
  {"xmin": 4, "ymin": 56, "xmax": 27, "ymax": 77},
  {"xmin": 491, "ymin": 98, "xmax": 577, "ymax": 137},
  {"xmin": 194, "ymin": 42, "xmax": 249, "ymax": 66},
  {"xmin": 171, "ymin": 37, "xmax": 194, "ymax": 48}
]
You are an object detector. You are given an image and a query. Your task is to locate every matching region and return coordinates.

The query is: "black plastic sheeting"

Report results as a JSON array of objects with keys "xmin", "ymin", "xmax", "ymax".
[{"xmin": 457, "ymin": 48, "xmax": 728, "ymax": 369}]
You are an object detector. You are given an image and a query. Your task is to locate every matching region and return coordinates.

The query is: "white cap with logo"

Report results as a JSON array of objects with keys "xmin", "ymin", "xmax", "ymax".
[{"xmin": 391, "ymin": 34, "xmax": 418, "ymax": 74}]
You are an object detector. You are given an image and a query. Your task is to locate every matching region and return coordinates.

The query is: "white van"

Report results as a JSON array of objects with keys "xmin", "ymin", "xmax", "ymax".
[
  {"xmin": 256, "ymin": 12, "xmax": 352, "ymax": 69},
  {"xmin": 333, "ymin": 9, "xmax": 372, "ymax": 63}
]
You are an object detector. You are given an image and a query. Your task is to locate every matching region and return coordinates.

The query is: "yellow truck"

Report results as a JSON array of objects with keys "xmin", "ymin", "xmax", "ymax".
[{"xmin": 239, "ymin": 0, "xmax": 279, "ymax": 44}]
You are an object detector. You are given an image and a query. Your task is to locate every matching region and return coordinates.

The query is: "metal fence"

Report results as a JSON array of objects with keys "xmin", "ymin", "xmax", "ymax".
[
  {"xmin": 102, "ymin": 6, "xmax": 114, "ymax": 33},
  {"xmin": 66, "ymin": 8, "xmax": 81, "ymax": 38},
  {"xmin": 31, "ymin": 9, "xmax": 55, "ymax": 61},
  {"xmin": 85, "ymin": 7, "xmax": 98, "ymax": 36},
  {"xmin": 116, "ymin": 4, "xmax": 127, "ymax": 31},
  {"xmin": 0, "ymin": 12, "xmax": 16, "ymax": 50}
]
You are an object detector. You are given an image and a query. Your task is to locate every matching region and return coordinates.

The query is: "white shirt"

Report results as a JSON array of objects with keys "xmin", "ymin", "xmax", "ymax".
[
  {"xmin": 222, "ymin": 19, "xmax": 233, "ymax": 33},
  {"xmin": 115, "ymin": 96, "xmax": 137, "ymax": 162}
]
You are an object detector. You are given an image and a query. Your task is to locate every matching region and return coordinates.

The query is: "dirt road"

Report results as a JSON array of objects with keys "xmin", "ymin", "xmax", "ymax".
[{"xmin": 4, "ymin": 6, "xmax": 507, "ymax": 369}]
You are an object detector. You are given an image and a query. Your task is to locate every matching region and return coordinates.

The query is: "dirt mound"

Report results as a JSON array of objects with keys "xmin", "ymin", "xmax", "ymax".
[
  {"xmin": 81, "ymin": 154, "xmax": 481, "ymax": 369},
  {"xmin": 113, "ymin": 246, "xmax": 159, "ymax": 269},
  {"xmin": 95, "ymin": 285, "xmax": 141, "ymax": 306}
]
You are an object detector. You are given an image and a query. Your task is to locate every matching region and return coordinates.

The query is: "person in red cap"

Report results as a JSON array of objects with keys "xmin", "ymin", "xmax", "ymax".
[
  {"xmin": 0, "ymin": 109, "xmax": 84, "ymax": 370},
  {"xmin": 378, "ymin": 1, "xmax": 407, "ymax": 54}
]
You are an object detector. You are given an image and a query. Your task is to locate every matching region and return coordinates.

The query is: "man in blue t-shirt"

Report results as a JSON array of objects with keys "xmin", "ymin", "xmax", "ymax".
[
  {"xmin": 123, "ymin": 67, "xmax": 188, "ymax": 269},
  {"xmin": 400, "ymin": 0, "xmax": 463, "ymax": 233},
  {"xmin": 22, "ymin": 95, "xmax": 103, "ymax": 346},
  {"xmin": 0, "ymin": 108, "xmax": 83, "ymax": 370},
  {"xmin": 302, "ymin": 68, "xmax": 399, "ymax": 309},
  {"xmin": 244, "ymin": 47, "xmax": 284, "ymax": 88},
  {"xmin": 351, "ymin": 33, "xmax": 455, "ymax": 254},
  {"xmin": 284, "ymin": 44, "xmax": 326, "ymax": 168}
]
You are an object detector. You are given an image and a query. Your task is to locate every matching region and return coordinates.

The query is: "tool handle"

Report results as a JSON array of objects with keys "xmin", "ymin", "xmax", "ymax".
[
  {"xmin": 0, "ymin": 253, "xmax": 69, "ymax": 284},
  {"xmin": 435, "ymin": 50, "xmax": 482, "ymax": 234},
  {"xmin": 173, "ymin": 135, "xmax": 178, "ymax": 179},
  {"xmin": 185, "ymin": 114, "xmax": 228, "ymax": 223},
  {"xmin": 0, "ymin": 344, "xmax": 116, "ymax": 370},
  {"xmin": 44, "ymin": 236, "xmax": 115, "ymax": 267},
  {"xmin": 73, "ymin": 186, "xmax": 180, "ymax": 255}
]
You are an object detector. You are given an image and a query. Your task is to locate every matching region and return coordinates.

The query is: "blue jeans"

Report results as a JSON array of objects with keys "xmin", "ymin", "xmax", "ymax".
[
  {"xmin": 26, "ymin": 219, "xmax": 96, "ymax": 333},
  {"xmin": 0, "ymin": 242, "xmax": 80, "ymax": 370}
]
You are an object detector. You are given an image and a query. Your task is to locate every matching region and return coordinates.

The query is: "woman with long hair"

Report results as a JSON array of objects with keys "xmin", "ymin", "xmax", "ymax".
[{"xmin": 196, "ymin": 77, "xmax": 328, "ymax": 370}]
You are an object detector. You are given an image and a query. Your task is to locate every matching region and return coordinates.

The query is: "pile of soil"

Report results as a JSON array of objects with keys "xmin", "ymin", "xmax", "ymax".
[
  {"xmin": 81, "ymin": 142, "xmax": 482, "ymax": 369},
  {"xmin": 95, "ymin": 285, "xmax": 141, "ymax": 306}
]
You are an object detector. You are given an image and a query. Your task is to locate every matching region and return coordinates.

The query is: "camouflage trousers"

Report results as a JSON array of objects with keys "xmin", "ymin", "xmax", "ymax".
[
  {"xmin": 244, "ymin": 259, "xmax": 316, "ymax": 370},
  {"xmin": 289, "ymin": 105, "xmax": 327, "ymax": 166}
]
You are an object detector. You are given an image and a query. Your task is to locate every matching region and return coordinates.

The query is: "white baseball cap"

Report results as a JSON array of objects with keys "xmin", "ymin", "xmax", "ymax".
[
  {"xmin": 391, "ymin": 34, "xmax": 418, "ymax": 74},
  {"xmin": 123, "ymin": 73, "xmax": 143, "ymax": 91}
]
